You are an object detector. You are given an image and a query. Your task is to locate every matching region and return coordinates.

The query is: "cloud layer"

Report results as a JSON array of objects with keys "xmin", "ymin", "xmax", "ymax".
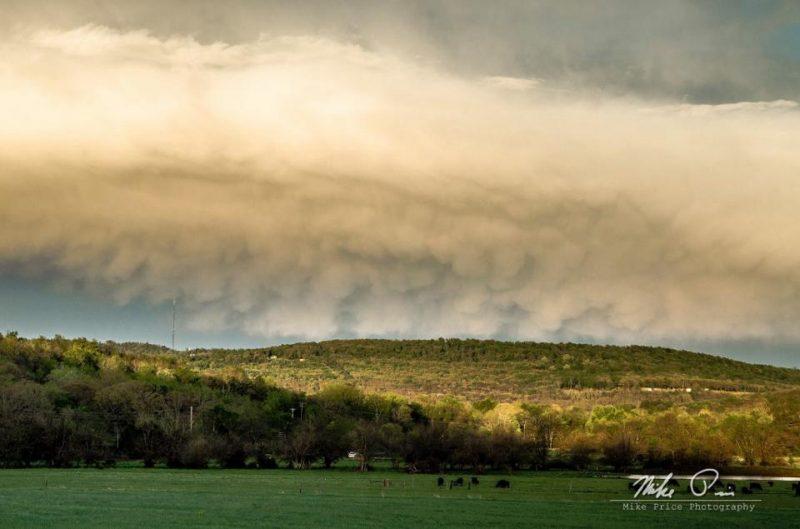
[
  {"xmin": 4, "ymin": 1, "xmax": 800, "ymax": 103},
  {"xmin": 1, "ymin": 26, "xmax": 799, "ymax": 346}
]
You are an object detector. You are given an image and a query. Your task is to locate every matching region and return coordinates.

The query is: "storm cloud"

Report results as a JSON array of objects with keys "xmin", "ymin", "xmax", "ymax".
[
  {"xmin": 1, "ymin": 24, "xmax": 799, "ymax": 347},
  {"xmin": 3, "ymin": 1, "xmax": 800, "ymax": 103}
]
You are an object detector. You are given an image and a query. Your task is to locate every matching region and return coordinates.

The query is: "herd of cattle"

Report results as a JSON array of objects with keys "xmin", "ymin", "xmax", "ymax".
[
  {"xmin": 436, "ymin": 476, "xmax": 511, "ymax": 489},
  {"xmin": 628, "ymin": 478, "xmax": 800, "ymax": 496}
]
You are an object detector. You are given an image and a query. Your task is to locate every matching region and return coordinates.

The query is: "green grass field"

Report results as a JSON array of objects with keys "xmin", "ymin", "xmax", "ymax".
[{"xmin": 1, "ymin": 468, "xmax": 798, "ymax": 528}]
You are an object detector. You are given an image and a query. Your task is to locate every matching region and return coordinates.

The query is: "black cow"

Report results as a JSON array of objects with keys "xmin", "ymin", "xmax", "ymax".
[
  {"xmin": 742, "ymin": 487, "xmax": 752, "ymax": 495},
  {"xmin": 668, "ymin": 478, "xmax": 679, "ymax": 487},
  {"xmin": 454, "ymin": 477, "xmax": 464, "ymax": 487},
  {"xmin": 793, "ymin": 482, "xmax": 800, "ymax": 496},
  {"xmin": 768, "ymin": 481, "xmax": 774, "ymax": 487},
  {"xmin": 437, "ymin": 477, "xmax": 445, "ymax": 488},
  {"xmin": 470, "ymin": 477, "xmax": 479, "ymax": 486},
  {"xmin": 496, "ymin": 479, "xmax": 511, "ymax": 489},
  {"xmin": 726, "ymin": 483, "xmax": 736, "ymax": 493},
  {"xmin": 750, "ymin": 482, "xmax": 763, "ymax": 491},
  {"xmin": 628, "ymin": 482, "xmax": 637, "ymax": 490}
]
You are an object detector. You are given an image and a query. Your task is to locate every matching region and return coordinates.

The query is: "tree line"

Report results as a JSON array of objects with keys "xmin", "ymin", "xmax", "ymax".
[{"xmin": 1, "ymin": 333, "xmax": 798, "ymax": 471}]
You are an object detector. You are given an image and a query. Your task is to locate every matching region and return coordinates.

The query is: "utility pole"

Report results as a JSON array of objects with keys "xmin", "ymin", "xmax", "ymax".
[
  {"xmin": 189, "ymin": 405, "xmax": 194, "ymax": 432},
  {"xmin": 171, "ymin": 297, "xmax": 176, "ymax": 350}
]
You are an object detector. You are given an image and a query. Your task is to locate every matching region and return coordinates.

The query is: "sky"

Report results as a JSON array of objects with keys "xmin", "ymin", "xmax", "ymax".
[{"xmin": 1, "ymin": 1, "xmax": 799, "ymax": 366}]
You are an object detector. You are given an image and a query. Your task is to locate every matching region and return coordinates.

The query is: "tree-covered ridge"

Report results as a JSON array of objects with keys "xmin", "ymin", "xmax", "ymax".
[
  {"xmin": 184, "ymin": 339, "xmax": 800, "ymax": 401},
  {"xmin": 1, "ymin": 333, "xmax": 800, "ymax": 472}
]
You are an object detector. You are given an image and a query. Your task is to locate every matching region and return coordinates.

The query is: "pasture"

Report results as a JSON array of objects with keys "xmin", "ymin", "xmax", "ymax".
[{"xmin": 1, "ymin": 468, "xmax": 798, "ymax": 528}]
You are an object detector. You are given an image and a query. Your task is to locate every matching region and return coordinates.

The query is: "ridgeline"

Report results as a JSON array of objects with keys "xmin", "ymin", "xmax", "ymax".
[{"xmin": 176, "ymin": 339, "xmax": 800, "ymax": 405}]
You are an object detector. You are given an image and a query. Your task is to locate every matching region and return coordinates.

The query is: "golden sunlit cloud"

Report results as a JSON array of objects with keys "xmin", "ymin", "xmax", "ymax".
[{"xmin": 1, "ymin": 26, "xmax": 799, "ymax": 345}]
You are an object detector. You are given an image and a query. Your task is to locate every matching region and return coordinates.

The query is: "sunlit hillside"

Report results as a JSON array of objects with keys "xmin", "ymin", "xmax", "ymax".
[{"xmin": 177, "ymin": 339, "xmax": 800, "ymax": 406}]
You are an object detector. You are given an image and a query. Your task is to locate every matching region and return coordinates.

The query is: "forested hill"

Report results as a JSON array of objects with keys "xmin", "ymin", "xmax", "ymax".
[
  {"xmin": 177, "ymin": 339, "xmax": 800, "ymax": 402},
  {"xmin": 5, "ymin": 334, "xmax": 799, "ymax": 403},
  {"xmin": 4, "ymin": 333, "xmax": 800, "ymax": 471}
]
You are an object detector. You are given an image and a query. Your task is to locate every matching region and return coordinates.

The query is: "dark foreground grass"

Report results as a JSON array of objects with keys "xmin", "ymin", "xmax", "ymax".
[{"xmin": 1, "ymin": 468, "xmax": 798, "ymax": 528}]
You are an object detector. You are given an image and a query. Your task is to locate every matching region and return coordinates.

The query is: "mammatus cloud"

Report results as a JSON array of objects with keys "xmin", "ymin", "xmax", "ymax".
[{"xmin": 1, "ymin": 26, "xmax": 799, "ymax": 346}]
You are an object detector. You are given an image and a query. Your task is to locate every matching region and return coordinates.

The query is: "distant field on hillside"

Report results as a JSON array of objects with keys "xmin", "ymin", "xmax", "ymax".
[{"xmin": 174, "ymin": 339, "xmax": 800, "ymax": 404}]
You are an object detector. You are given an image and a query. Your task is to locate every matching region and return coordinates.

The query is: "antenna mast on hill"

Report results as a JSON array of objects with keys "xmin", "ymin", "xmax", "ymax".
[{"xmin": 171, "ymin": 297, "xmax": 176, "ymax": 351}]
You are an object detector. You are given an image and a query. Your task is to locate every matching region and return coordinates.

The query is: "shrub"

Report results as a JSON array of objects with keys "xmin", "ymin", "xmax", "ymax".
[{"xmin": 171, "ymin": 437, "xmax": 211, "ymax": 469}]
